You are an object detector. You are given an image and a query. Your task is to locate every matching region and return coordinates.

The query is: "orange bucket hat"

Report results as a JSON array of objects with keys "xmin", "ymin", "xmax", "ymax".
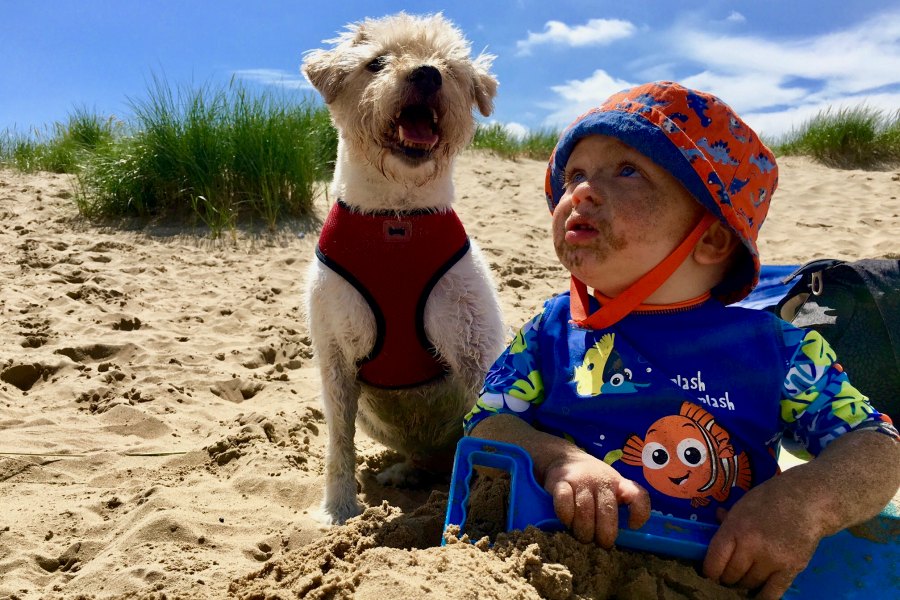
[{"xmin": 546, "ymin": 81, "xmax": 778, "ymax": 306}]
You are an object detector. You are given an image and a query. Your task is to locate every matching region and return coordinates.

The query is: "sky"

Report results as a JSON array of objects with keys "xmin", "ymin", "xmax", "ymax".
[{"xmin": 2, "ymin": 0, "xmax": 899, "ymax": 141}]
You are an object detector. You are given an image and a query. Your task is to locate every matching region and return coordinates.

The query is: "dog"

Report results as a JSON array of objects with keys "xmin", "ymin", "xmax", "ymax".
[{"xmin": 301, "ymin": 12, "xmax": 505, "ymax": 524}]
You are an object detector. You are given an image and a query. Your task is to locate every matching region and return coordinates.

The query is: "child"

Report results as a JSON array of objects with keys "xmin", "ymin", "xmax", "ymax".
[{"xmin": 464, "ymin": 81, "xmax": 900, "ymax": 599}]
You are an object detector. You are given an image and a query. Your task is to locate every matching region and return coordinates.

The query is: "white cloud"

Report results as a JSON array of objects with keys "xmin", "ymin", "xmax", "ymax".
[
  {"xmin": 232, "ymin": 69, "xmax": 311, "ymax": 90},
  {"xmin": 679, "ymin": 71, "xmax": 808, "ymax": 114},
  {"xmin": 536, "ymin": 10, "xmax": 900, "ymax": 138},
  {"xmin": 502, "ymin": 121, "xmax": 529, "ymax": 140},
  {"xmin": 725, "ymin": 11, "xmax": 746, "ymax": 24},
  {"xmin": 541, "ymin": 70, "xmax": 636, "ymax": 128},
  {"xmin": 516, "ymin": 19, "xmax": 635, "ymax": 56},
  {"xmin": 482, "ymin": 119, "xmax": 530, "ymax": 140},
  {"xmin": 677, "ymin": 14, "xmax": 900, "ymax": 97}
]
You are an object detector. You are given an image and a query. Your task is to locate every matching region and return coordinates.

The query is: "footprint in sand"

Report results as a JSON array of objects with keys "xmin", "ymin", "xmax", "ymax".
[
  {"xmin": 55, "ymin": 342, "xmax": 140, "ymax": 363},
  {"xmin": 0, "ymin": 361, "xmax": 60, "ymax": 392},
  {"xmin": 34, "ymin": 541, "xmax": 82, "ymax": 573},
  {"xmin": 209, "ymin": 378, "xmax": 265, "ymax": 403}
]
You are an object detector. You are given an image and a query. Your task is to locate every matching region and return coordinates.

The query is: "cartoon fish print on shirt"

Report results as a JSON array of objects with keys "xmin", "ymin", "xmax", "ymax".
[
  {"xmin": 468, "ymin": 317, "xmax": 544, "ymax": 420},
  {"xmin": 622, "ymin": 401, "xmax": 752, "ymax": 507},
  {"xmin": 573, "ymin": 333, "xmax": 649, "ymax": 397}
]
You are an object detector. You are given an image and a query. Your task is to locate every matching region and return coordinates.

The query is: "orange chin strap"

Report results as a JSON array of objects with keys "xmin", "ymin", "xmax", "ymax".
[{"xmin": 569, "ymin": 212, "xmax": 717, "ymax": 330}]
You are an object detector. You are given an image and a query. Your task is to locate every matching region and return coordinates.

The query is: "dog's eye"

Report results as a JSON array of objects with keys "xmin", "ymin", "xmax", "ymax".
[{"xmin": 365, "ymin": 56, "xmax": 387, "ymax": 73}]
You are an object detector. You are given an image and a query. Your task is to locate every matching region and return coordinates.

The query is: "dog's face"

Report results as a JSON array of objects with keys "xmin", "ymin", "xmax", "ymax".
[{"xmin": 302, "ymin": 13, "xmax": 498, "ymax": 181}]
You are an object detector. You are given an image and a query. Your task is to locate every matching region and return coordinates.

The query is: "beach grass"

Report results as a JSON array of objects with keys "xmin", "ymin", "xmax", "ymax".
[
  {"xmin": 72, "ymin": 77, "xmax": 336, "ymax": 235},
  {"xmin": 471, "ymin": 123, "xmax": 559, "ymax": 161},
  {"xmin": 771, "ymin": 105, "xmax": 900, "ymax": 168},
  {"xmin": 0, "ymin": 108, "xmax": 117, "ymax": 173}
]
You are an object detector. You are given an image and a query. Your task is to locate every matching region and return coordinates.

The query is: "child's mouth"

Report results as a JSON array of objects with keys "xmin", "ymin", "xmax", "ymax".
[{"xmin": 565, "ymin": 217, "xmax": 599, "ymax": 243}]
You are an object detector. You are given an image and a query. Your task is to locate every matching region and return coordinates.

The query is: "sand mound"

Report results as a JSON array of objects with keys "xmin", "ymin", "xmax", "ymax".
[{"xmin": 231, "ymin": 489, "xmax": 744, "ymax": 600}]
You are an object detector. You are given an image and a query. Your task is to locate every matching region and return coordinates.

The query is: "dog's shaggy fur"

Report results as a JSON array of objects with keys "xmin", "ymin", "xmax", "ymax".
[{"xmin": 302, "ymin": 12, "xmax": 505, "ymax": 524}]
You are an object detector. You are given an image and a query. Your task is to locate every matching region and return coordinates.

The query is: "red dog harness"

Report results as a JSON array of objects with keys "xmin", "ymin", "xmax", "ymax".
[{"xmin": 315, "ymin": 200, "xmax": 471, "ymax": 389}]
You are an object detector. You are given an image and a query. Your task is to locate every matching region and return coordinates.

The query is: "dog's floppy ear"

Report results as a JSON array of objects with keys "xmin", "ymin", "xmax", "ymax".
[
  {"xmin": 472, "ymin": 53, "xmax": 498, "ymax": 117},
  {"xmin": 302, "ymin": 49, "xmax": 342, "ymax": 105},
  {"xmin": 303, "ymin": 21, "xmax": 371, "ymax": 105}
]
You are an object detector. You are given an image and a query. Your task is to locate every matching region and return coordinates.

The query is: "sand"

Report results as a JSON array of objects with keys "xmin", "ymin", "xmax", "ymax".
[{"xmin": 0, "ymin": 153, "xmax": 898, "ymax": 599}]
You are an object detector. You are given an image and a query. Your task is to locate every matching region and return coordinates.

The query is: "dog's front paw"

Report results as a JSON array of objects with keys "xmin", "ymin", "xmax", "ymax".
[
  {"xmin": 375, "ymin": 460, "xmax": 428, "ymax": 488},
  {"xmin": 319, "ymin": 496, "xmax": 364, "ymax": 525}
]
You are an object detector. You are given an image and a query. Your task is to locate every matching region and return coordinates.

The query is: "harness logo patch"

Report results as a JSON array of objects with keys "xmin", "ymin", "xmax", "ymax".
[{"xmin": 384, "ymin": 220, "xmax": 412, "ymax": 241}]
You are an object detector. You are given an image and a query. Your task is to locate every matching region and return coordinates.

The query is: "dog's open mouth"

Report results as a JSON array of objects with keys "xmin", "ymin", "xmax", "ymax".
[{"xmin": 393, "ymin": 104, "xmax": 440, "ymax": 160}]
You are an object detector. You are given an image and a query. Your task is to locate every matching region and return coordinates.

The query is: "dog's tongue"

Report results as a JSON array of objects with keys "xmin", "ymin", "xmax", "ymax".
[{"xmin": 398, "ymin": 106, "xmax": 438, "ymax": 148}]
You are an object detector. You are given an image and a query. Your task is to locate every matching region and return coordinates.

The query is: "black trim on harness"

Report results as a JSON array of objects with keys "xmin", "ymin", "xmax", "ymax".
[
  {"xmin": 315, "ymin": 245, "xmax": 387, "ymax": 365},
  {"xmin": 416, "ymin": 239, "xmax": 472, "ymax": 353}
]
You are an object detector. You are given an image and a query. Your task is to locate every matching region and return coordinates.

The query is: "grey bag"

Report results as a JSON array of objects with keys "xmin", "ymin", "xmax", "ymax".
[{"xmin": 776, "ymin": 259, "xmax": 900, "ymax": 420}]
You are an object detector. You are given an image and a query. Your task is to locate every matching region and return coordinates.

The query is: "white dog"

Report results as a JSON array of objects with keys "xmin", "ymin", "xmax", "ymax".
[{"xmin": 302, "ymin": 12, "xmax": 505, "ymax": 524}]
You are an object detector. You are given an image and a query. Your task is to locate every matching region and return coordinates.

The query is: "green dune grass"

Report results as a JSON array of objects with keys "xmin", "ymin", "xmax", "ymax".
[
  {"xmin": 2, "ymin": 77, "xmax": 336, "ymax": 236},
  {"xmin": 769, "ymin": 105, "xmax": 900, "ymax": 168},
  {"xmin": 73, "ymin": 77, "xmax": 336, "ymax": 235},
  {"xmin": 0, "ymin": 107, "xmax": 117, "ymax": 174},
  {"xmin": 471, "ymin": 123, "xmax": 559, "ymax": 162}
]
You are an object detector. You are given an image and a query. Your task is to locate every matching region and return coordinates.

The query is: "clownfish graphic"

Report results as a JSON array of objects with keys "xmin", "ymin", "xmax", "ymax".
[{"xmin": 621, "ymin": 401, "xmax": 752, "ymax": 507}]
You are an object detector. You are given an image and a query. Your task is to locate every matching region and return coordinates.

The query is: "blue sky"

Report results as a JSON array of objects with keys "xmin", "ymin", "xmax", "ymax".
[{"xmin": 2, "ymin": 0, "xmax": 899, "ymax": 140}]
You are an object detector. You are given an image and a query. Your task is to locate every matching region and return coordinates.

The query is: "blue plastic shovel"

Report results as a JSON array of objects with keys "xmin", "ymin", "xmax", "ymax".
[
  {"xmin": 442, "ymin": 436, "xmax": 716, "ymax": 560},
  {"xmin": 443, "ymin": 436, "xmax": 900, "ymax": 599}
]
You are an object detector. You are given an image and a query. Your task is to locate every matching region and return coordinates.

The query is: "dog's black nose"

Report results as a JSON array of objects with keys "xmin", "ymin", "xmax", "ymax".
[{"xmin": 409, "ymin": 66, "xmax": 442, "ymax": 95}]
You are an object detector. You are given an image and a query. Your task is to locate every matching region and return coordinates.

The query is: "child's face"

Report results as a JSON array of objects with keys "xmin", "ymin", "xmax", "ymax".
[{"xmin": 552, "ymin": 135, "xmax": 704, "ymax": 296}]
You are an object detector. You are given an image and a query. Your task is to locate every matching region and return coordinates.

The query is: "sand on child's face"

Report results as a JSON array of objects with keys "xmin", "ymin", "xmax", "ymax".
[{"xmin": 551, "ymin": 135, "xmax": 703, "ymax": 296}]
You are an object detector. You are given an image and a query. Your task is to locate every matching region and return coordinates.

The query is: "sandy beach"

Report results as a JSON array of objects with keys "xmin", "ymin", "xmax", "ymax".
[{"xmin": 0, "ymin": 152, "xmax": 898, "ymax": 599}]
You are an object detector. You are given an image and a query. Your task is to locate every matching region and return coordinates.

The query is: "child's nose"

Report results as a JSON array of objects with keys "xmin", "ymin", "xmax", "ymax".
[{"xmin": 570, "ymin": 180, "xmax": 596, "ymax": 206}]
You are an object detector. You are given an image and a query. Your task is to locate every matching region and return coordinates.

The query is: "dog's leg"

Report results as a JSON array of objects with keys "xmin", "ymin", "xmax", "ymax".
[
  {"xmin": 318, "ymin": 343, "xmax": 364, "ymax": 524},
  {"xmin": 426, "ymin": 245, "xmax": 506, "ymax": 395}
]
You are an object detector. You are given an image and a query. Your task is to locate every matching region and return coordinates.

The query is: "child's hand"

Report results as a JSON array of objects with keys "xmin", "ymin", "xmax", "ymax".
[
  {"xmin": 543, "ymin": 452, "xmax": 650, "ymax": 547},
  {"xmin": 704, "ymin": 429, "xmax": 899, "ymax": 599},
  {"xmin": 702, "ymin": 476, "xmax": 822, "ymax": 600}
]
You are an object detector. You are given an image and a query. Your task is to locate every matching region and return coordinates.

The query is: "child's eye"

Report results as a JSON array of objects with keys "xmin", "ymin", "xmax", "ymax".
[
  {"xmin": 565, "ymin": 170, "xmax": 587, "ymax": 187},
  {"xmin": 619, "ymin": 164, "xmax": 639, "ymax": 177}
]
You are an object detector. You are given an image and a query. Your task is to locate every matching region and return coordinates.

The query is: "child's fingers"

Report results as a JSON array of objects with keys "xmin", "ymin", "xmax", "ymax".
[
  {"xmin": 618, "ymin": 479, "xmax": 651, "ymax": 529},
  {"xmin": 571, "ymin": 485, "xmax": 599, "ymax": 544},
  {"xmin": 754, "ymin": 569, "xmax": 797, "ymax": 600},
  {"xmin": 550, "ymin": 479, "xmax": 576, "ymax": 528},
  {"xmin": 736, "ymin": 559, "xmax": 773, "ymax": 591},
  {"xmin": 593, "ymin": 490, "xmax": 618, "ymax": 548},
  {"xmin": 702, "ymin": 531, "xmax": 736, "ymax": 583},
  {"xmin": 718, "ymin": 546, "xmax": 754, "ymax": 586}
]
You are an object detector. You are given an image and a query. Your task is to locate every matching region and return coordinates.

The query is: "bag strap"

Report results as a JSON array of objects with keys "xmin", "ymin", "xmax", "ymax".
[
  {"xmin": 776, "ymin": 259, "xmax": 847, "ymax": 319},
  {"xmin": 780, "ymin": 259, "xmax": 846, "ymax": 286}
]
